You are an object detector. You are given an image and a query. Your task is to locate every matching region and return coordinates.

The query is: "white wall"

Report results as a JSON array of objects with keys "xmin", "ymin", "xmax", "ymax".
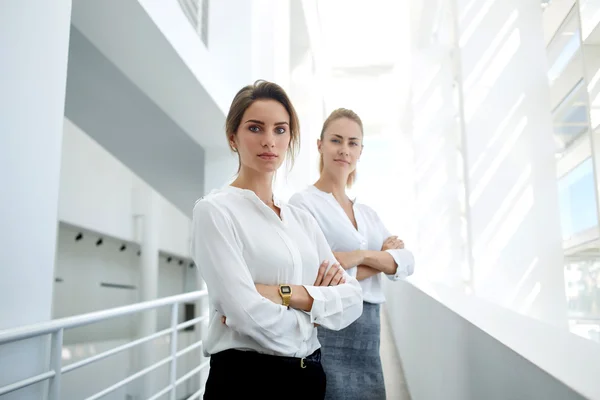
[
  {"xmin": 410, "ymin": 45, "xmax": 470, "ymax": 288},
  {"xmin": 208, "ymin": 0, "xmax": 253, "ymax": 90},
  {"xmin": 385, "ymin": 279, "xmax": 600, "ymax": 400},
  {"xmin": 59, "ymin": 118, "xmax": 193, "ymax": 257},
  {"xmin": 53, "ymin": 224, "xmax": 193, "ymax": 344},
  {"xmin": 458, "ymin": 0, "xmax": 567, "ymax": 326}
]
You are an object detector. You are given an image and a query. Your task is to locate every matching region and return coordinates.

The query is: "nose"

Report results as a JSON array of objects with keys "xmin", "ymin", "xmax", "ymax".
[
  {"xmin": 338, "ymin": 145, "xmax": 349, "ymax": 156},
  {"xmin": 261, "ymin": 131, "xmax": 276, "ymax": 148}
]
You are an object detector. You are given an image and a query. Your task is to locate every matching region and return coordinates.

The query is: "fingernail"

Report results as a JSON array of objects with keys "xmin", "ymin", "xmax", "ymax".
[{"xmin": 324, "ymin": 260, "xmax": 329, "ymax": 265}]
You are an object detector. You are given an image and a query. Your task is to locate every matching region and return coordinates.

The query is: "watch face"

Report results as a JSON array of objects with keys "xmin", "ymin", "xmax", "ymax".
[{"xmin": 281, "ymin": 286, "xmax": 291, "ymax": 294}]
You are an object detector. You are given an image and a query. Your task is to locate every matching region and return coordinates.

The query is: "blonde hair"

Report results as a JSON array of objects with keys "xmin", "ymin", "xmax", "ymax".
[
  {"xmin": 226, "ymin": 80, "xmax": 300, "ymax": 172},
  {"xmin": 319, "ymin": 108, "xmax": 363, "ymax": 188}
]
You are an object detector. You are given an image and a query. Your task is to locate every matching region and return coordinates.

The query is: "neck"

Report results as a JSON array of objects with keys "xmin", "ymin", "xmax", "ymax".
[
  {"xmin": 232, "ymin": 167, "xmax": 275, "ymax": 205},
  {"xmin": 314, "ymin": 172, "xmax": 348, "ymax": 203}
]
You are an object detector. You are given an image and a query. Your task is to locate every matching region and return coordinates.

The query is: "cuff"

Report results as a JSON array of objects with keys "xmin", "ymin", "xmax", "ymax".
[
  {"xmin": 293, "ymin": 308, "xmax": 315, "ymax": 341},
  {"xmin": 385, "ymin": 249, "xmax": 415, "ymax": 281},
  {"xmin": 303, "ymin": 285, "xmax": 327, "ymax": 325}
]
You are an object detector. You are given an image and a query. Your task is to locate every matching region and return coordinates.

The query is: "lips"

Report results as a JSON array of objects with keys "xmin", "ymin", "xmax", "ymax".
[
  {"xmin": 259, "ymin": 153, "xmax": 277, "ymax": 160},
  {"xmin": 334, "ymin": 159, "xmax": 350, "ymax": 165}
]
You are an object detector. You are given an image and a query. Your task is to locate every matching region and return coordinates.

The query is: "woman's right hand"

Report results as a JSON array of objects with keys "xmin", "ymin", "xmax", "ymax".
[
  {"xmin": 313, "ymin": 260, "xmax": 345, "ymax": 327},
  {"xmin": 381, "ymin": 236, "xmax": 404, "ymax": 251},
  {"xmin": 313, "ymin": 260, "xmax": 346, "ymax": 287}
]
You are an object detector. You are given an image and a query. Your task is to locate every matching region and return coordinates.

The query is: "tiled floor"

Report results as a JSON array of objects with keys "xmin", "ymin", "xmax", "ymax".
[{"xmin": 380, "ymin": 305, "xmax": 412, "ymax": 399}]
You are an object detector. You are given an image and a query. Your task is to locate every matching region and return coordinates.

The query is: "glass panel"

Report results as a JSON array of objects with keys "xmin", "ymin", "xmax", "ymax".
[
  {"xmin": 552, "ymin": 80, "xmax": 590, "ymax": 153},
  {"xmin": 558, "ymin": 157, "xmax": 599, "ymax": 240},
  {"xmin": 565, "ymin": 257, "xmax": 600, "ymax": 322},
  {"xmin": 547, "ymin": 7, "xmax": 582, "ymax": 85}
]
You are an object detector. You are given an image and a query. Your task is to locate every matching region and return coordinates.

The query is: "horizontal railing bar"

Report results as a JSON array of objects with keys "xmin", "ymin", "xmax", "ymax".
[
  {"xmin": 0, "ymin": 290, "xmax": 207, "ymax": 345},
  {"xmin": 85, "ymin": 355, "xmax": 172, "ymax": 400},
  {"xmin": 176, "ymin": 315, "xmax": 207, "ymax": 331},
  {"xmin": 62, "ymin": 327, "xmax": 172, "ymax": 374},
  {"xmin": 175, "ymin": 340, "xmax": 203, "ymax": 359},
  {"xmin": 175, "ymin": 360, "xmax": 209, "ymax": 387},
  {"xmin": 186, "ymin": 387, "xmax": 205, "ymax": 400},
  {"xmin": 147, "ymin": 384, "xmax": 173, "ymax": 400},
  {"xmin": 0, "ymin": 370, "xmax": 55, "ymax": 396}
]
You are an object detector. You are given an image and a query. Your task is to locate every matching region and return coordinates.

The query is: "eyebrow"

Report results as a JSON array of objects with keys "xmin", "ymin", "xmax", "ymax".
[
  {"xmin": 245, "ymin": 119, "xmax": 289, "ymax": 126},
  {"xmin": 332, "ymin": 133, "xmax": 361, "ymax": 141}
]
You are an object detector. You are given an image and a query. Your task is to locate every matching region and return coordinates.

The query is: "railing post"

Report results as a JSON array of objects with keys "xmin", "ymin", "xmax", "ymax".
[
  {"xmin": 169, "ymin": 303, "xmax": 179, "ymax": 400},
  {"xmin": 48, "ymin": 328, "xmax": 63, "ymax": 400}
]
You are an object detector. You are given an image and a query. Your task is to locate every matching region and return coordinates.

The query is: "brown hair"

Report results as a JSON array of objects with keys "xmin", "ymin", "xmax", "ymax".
[
  {"xmin": 225, "ymin": 80, "xmax": 300, "ymax": 172},
  {"xmin": 319, "ymin": 108, "xmax": 364, "ymax": 188}
]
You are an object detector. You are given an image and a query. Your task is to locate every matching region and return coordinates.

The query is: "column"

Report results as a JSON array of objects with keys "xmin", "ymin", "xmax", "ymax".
[
  {"xmin": 136, "ymin": 190, "xmax": 160, "ymax": 399},
  {"xmin": 0, "ymin": 1, "xmax": 72, "ymax": 399}
]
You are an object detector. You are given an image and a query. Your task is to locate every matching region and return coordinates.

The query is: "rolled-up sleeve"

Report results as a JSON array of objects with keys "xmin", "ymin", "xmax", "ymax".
[
  {"xmin": 385, "ymin": 249, "xmax": 415, "ymax": 281},
  {"xmin": 191, "ymin": 200, "xmax": 312, "ymax": 356},
  {"xmin": 302, "ymin": 217, "xmax": 363, "ymax": 330},
  {"xmin": 372, "ymin": 209, "xmax": 416, "ymax": 281}
]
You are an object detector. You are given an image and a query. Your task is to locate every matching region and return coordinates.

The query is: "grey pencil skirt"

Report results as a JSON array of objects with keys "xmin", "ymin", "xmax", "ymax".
[{"xmin": 318, "ymin": 302, "xmax": 385, "ymax": 400}]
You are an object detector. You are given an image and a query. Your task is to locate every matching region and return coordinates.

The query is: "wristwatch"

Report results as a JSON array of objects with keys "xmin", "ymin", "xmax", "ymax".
[{"xmin": 279, "ymin": 285, "xmax": 292, "ymax": 307}]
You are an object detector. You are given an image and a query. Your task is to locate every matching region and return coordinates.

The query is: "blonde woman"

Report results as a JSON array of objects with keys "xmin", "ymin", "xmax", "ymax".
[
  {"xmin": 191, "ymin": 83, "xmax": 363, "ymax": 399},
  {"xmin": 289, "ymin": 108, "xmax": 415, "ymax": 400}
]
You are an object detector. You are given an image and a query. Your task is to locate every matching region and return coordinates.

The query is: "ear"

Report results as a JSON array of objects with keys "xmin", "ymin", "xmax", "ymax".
[
  {"xmin": 229, "ymin": 134, "xmax": 237, "ymax": 149},
  {"xmin": 317, "ymin": 138, "xmax": 322, "ymax": 153}
]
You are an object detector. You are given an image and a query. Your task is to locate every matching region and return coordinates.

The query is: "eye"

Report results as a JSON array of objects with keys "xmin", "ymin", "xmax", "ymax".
[
  {"xmin": 331, "ymin": 139, "xmax": 340, "ymax": 143},
  {"xmin": 350, "ymin": 142, "xmax": 359, "ymax": 146},
  {"xmin": 249, "ymin": 125, "xmax": 260, "ymax": 133},
  {"xmin": 276, "ymin": 127, "xmax": 287, "ymax": 134}
]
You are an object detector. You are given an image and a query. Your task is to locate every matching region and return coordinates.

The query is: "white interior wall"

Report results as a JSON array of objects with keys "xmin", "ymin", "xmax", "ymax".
[
  {"xmin": 53, "ymin": 224, "xmax": 192, "ymax": 344},
  {"xmin": 54, "ymin": 119, "xmax": 204, "ymax": 400},
  {"xmin": 459, "ymin": 0, "xmax": 567, "ymax": 326},
  {"xmin": 410, "ymin": 47, "xmax": 469, "ymax": 288},
  {"xmin": 59, "ymin": 118, "xmax": 193, "ymax": 257},
  {"xmin": 385, "ymin": 279, "xmax": 600, "ymax": 400}
]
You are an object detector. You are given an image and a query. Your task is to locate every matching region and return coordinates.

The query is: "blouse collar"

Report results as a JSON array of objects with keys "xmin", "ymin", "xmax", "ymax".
[
  {"xmin": 307, "ymin": 185, "xmax": 357, "ymax": 205},
  {"xmin": 220, "ymin": 185, "xmax": 280, "ymax": 206}
]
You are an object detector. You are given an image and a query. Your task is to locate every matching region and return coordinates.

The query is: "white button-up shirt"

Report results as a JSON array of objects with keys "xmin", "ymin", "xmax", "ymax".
[
  {"xmin": 289, "ymin": 185, "xmax": 415, "ymax": 304},
  {"xmin": 191, "ymin": 186, "xmax": 363, "ymax": 358}
]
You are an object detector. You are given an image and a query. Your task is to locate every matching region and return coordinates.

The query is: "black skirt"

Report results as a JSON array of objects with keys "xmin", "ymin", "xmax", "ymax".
[{"xmin": 204, "ymin": 348, "xmax": 326, "ymax": 400}]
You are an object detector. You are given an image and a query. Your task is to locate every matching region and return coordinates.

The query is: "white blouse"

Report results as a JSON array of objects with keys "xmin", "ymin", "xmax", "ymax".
[
  {"xmin": 190, "ymin": 186, "xmax": 363, "ymax": 359},
  {"xmin": 289, "ymin": 185, "xmax": 415, "ymax": 304}
]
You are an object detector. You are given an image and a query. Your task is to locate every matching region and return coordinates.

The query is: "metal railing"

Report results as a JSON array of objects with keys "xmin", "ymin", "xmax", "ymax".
[{"xmin": 0, "ymin": 290, "xmax": 209, "ymax": 400}]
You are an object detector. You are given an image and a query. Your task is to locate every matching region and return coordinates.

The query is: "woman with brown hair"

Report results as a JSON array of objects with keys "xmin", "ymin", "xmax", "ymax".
[
  {"xmin": 191, "ymin": 82, "xmax": 363, "ymax": 399},
  {"xmin": 289, "ymin": 108, "xmax": 415, "ymax": 400}
]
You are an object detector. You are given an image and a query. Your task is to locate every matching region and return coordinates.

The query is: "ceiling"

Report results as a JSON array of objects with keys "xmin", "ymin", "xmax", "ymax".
[{"xmin": 313, "ymin": 0, "xmax": 412, "ymax": 136}]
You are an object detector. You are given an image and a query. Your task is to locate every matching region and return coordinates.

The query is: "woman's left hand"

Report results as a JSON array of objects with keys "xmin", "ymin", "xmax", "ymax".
[{"xmin": 333, "ymin": 250, "xmax": 364, "ymax": 270}]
